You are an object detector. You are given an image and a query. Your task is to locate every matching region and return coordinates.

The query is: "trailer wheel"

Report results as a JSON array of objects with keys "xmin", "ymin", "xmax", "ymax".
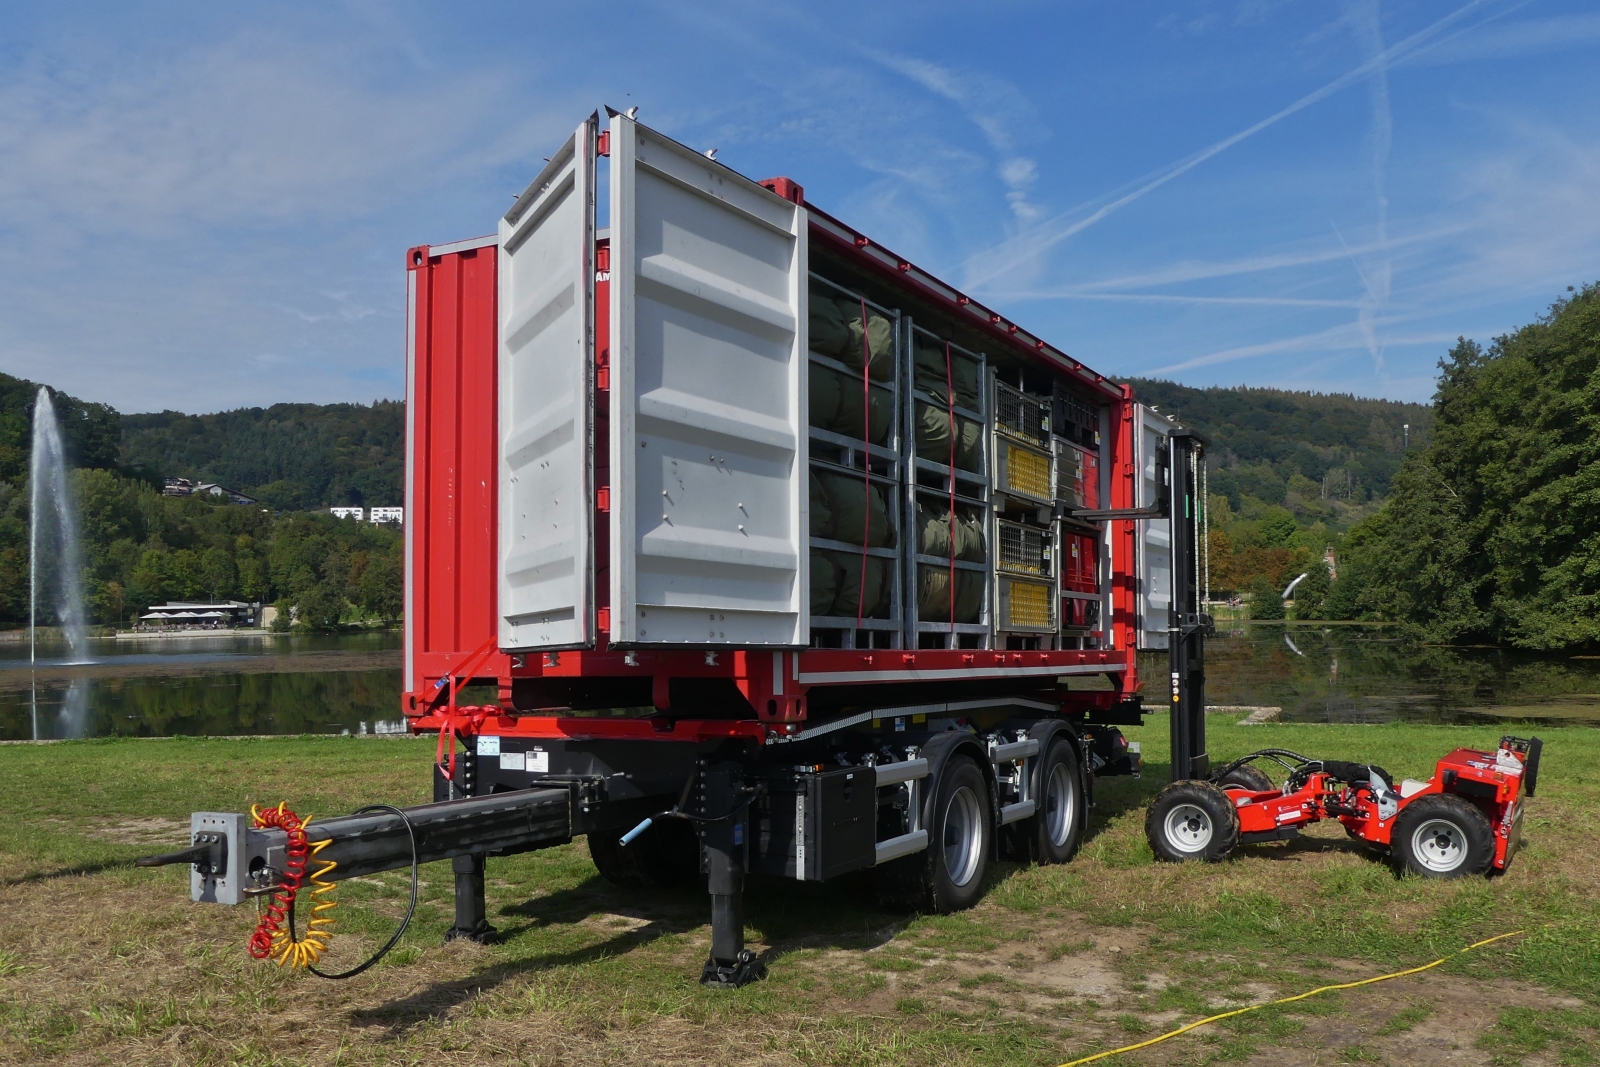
[
  {"xmin": 587, "ymin": 819, "xmax": 701, "ymax": 889},
  {"xmin": 1390, "ymin": 794, "xmax": 1495, "ymax": 879},
  {"xmin": 1145, "ymin": 781, "xmax": 1239, "ymax": 863},
  {"xmin": 1023, "ymin": 737, "xmax": 1086, "ymax": 865},
  {"xmin": 1217, "ymin": 765, "xmax": 1275, "ymax": 793},
  {"xmin": 873, "ymin": 754, "xmax": 992, "ymax": 913}
]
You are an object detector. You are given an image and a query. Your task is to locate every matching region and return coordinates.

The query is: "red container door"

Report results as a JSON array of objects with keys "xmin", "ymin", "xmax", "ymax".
[{"xmin": 404, "ymin": 237, "xmax": 507, "ymax": 713}]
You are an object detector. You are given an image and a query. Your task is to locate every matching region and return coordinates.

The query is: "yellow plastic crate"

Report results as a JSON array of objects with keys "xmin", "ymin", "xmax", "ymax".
[
  {"xmin": 1000, "ymin": 576, "xmax": 1054, "ymax": 631},
  {"xmin": 1001, "ymin": 441, "xmax": 1052, "ymax": 500}
]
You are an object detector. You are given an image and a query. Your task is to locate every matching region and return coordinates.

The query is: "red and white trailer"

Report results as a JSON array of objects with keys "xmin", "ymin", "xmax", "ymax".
[
  {"xmin": 395, "ymin": 110, "xmax": 1210, "ymax": 984},
  {"xmin": 144, "ymin": 110, "xmax": 1211, "ymax": 989}
]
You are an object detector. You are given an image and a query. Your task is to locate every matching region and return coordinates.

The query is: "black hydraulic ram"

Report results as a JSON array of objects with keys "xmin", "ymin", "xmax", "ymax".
[{"xmin": 138, "ymin": 788, "xmax": 572, "ymax": 937}]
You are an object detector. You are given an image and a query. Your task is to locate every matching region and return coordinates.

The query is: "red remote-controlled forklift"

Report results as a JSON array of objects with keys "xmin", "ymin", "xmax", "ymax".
[{"xmin": 1146, "ymin": 736, "xmax": 1543, "ymax": 877}]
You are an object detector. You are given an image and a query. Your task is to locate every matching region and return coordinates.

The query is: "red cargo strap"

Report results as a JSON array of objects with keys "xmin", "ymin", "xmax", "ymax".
[
  {"xmin": 430, "ymin": 635, "xmax": 501, "ymax": 782},
  {"xmin": 946, "ymin": 341, "xmax": 956, "ymax": 633},
  {"xmin": 857, "ymin": 297, "xmax": 872, "ymax": 631},
  {"xmin": 435, "ymin": 705, "xmax": 494, "ymax": 783}
]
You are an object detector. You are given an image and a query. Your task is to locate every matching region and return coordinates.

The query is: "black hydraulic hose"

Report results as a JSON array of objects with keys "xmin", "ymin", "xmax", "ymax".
[
  {"xmin": 1212, "ymin": 748, "xmax": 1315, "ymax": 783},
  {"xmin": 289, "ymin": 804, "xmax": 419, "ymax": 981}
]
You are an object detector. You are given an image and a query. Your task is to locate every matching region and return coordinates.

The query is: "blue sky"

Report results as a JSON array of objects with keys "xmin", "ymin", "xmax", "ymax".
[{"xmin": 1, "ymin": 0, "xmax": 1596, "ymax": 412}]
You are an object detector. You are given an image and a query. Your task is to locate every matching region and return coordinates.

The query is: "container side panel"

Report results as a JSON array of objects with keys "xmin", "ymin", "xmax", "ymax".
[
  {"xmin": 404, "ymin": 242, "xmax": 501, "ymax": 700},
  {"xmin": 609, "ymin": 116, "xmax": 807, "ymax": 647},
  {"xmin": 498, "ymin": 119, "xmax": 595, "ymax": 650},
  {"xmin": 1136, "ymin": 404, "xmax": 1172, "ymax": 650}
]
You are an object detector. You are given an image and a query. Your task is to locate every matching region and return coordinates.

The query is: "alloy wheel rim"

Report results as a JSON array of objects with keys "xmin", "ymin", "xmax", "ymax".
[
  {"xmin": 1045, "ymin": 763, "xmax": 1075, "ymax": 847},
  {"xmin": 1164, "ymin": 803, "xmax": 1213, "ymax": 852},
  {"xmin": 942, "ymin": 785, "xmax": 984, "ymax": 887},
  {"xmin": 1411, "ymin": 818, "xmax": 1467, "ymax": 872}
]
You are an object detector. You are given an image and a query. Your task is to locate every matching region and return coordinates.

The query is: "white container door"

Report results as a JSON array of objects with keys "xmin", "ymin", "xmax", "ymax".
[
  {"xmin": 497, "ymin": 117, "xmax": 596, "ymax": 651},
  {"xmin": 608, "ymin": 114, "xmax": 808, "ymax": 647},
  {"xmin": 1135, "ymin": 404, "xmax": 1172, "ymax": 650}
]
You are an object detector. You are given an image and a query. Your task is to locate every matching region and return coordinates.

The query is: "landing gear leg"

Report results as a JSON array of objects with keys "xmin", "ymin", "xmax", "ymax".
[
  {"xmin": 445, "ymin": 852, "xmax": 496, "ymax": 944},
  {"xmin": 699, "ymin": 761, "xmax": 764, "ymax": 987}
]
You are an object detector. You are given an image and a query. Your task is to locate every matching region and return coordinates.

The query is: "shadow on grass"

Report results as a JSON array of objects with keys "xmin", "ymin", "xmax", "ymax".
[
  {"xmin": 350, "ymin": 866, "xmax": 912, "ymax": 1033},
  {"xmin": 351, "ymin": 763, "xmax": 1210, "ymax": 1032},
  {"xmin": 2, "ymin": 858, "xmax": 133, "ymax": 887}
]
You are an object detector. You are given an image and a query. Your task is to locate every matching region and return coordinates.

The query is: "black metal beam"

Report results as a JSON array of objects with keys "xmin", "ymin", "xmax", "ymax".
[
  {"xmin": 258, "ymin": 789, "xmax": 571, "ymax": 882},
  {"xmin": 1167, "ymin": 430, "xmax": 1209, "ymax": 782}
]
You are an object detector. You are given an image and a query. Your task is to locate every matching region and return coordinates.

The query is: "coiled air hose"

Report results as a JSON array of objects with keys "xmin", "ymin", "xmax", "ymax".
[{"xmin": 249, "ymin": 802, "xmax": 420, "ymax": 980}]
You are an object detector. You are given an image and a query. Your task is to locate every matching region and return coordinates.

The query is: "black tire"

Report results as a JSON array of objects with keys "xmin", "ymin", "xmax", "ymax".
[
  {"xmin": 1145, "ymin": 780, "xmax": 1240, "ymax": 863},
  {"xmin": 1218, "ymin": 764, "xmax": 1275, "ymax": 792},
  {"xmin": 874, "ymin": 755, "xmax": 993, "ymax": 913},
  {"xmin": 587, "ymin": 818, "xmax": 701, "ymax": 889},
  {"xmin": 1390, "ymin": 794, "xmax": 1495, "ymax": 879},
  {"xmin": 1023, "ymin": 737, "xmax": 1086, "ymax": 865}
]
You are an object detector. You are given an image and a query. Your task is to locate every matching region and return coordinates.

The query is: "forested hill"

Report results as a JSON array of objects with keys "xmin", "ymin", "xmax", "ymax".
[
  {"xmin": 1127, "ymin": 379, "xmax": 1432, "ymax": 526},
  {"xmin": 119, "ymin": 402, "xmax": 404, "ymax": 511},
  {"xmin": 0, "ymin": 371, "xmax": 121, "ymax": 481}
]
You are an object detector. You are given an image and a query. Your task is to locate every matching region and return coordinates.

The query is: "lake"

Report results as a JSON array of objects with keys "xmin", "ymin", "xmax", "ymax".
[{"xmin": 3, "ymin": 625, "xmax": 1596, "ymax": 741}]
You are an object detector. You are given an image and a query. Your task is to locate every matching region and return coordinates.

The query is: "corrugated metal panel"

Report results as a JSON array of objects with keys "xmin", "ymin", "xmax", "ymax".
[
  {"xmin": 404, "ymin": 238, "xmax": 503, "ymax": 700},
  {"xmin": 608, "ymin": 115, "xmax": 808, "ymax": 647},
  {"xmin": 497, "ymin": 116, "xmax": 597, "ymax": 650}
]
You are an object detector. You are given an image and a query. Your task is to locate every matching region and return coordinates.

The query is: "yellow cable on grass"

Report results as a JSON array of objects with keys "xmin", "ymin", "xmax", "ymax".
[{"xmin": 1054, "ymin": 928, "xmax": 1529, "ymax": 1067}]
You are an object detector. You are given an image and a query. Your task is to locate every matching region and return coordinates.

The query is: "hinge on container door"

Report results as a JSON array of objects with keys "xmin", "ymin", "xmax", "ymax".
[
  {"xmin": 597, "ymin": 486, "xmax": 610, "ymax": 512},
  {"xmin": 596, "ymin": 130, "xmax": 610, "ymax": 156}
]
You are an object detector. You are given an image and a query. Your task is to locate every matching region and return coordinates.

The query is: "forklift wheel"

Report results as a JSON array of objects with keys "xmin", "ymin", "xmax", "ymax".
[
  {"xmin": 1146, "ymin": 781, "xmax": 1240, "ymax": 863},
  {"xmin": 1217, "ymin": 765, "xmax": 1275, "ymax": 792},
  {"xmin": 1390, "ymin": 794, "xmax": 1495, "ymax": 879}
]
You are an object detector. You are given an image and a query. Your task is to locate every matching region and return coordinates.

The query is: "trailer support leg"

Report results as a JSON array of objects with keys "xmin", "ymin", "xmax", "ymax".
[
  {"xmin": 700, "ymin": 761, "xmax": 765, "ymax": 987},
  {"xmin": 444, "ymin": 852, "xmax": 496, "ymax": 944}
]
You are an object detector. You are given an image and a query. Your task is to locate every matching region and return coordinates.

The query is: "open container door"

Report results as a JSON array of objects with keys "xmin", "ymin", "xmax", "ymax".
[
  {"xmin": 607, "ymin": 113, "xmax": 808, "ymax": 647},
  {"xmin": 497, "ymin": 116, "xmax": 597, "ymax": 651},
  {"xmin": 1134, "ymin": 404, "xmax": 1173, "ymax": 650}
]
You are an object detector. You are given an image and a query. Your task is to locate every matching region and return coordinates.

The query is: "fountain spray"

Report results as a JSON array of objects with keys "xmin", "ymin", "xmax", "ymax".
[{"xmin": 29, "ymin": 386, "xmax": 90, "ymax": 665}]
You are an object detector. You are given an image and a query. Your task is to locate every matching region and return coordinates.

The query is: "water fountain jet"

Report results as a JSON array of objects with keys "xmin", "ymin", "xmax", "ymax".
[{"xmin": 29, "ymin": 386, "xmax": 91, "ymax": 665}]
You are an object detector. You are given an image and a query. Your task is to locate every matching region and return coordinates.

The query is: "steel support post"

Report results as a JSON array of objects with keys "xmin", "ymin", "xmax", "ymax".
[
  {"xmin": 445, "ymin": 853, "xmax": 496, "ymax": 943},
  {"xmin": 1168, "ymin": 431, "xmax": 1209, "ymax": 782},
  {"xmin": 699, "ymin": 761, "xmax": 765, "ymax": 987}
]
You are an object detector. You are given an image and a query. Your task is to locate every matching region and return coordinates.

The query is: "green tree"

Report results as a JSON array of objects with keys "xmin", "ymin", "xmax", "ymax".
[
  {"xmin": 201, "ymin": 547, "xmax": 236, "ymax": 601},
  {"xmin": 1248, "ymin": 575, "xmax": 1285, "ymax": 620},
  {"xmin": 1350, "ymin": 283, "xmax": 1600, "ymax": 647},
  {"xmin": 1290, "ymin": 557, "xmax": 1331, "ymax": 620}
]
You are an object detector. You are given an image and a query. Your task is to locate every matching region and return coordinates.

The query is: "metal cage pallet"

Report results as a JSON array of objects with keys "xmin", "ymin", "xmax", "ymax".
[
  {"xmin": 902, "ymin": 322, "xmax": 993, "ymax": 648},
  {"xmin": 808, "ymin": 273, "xmax": 904, "ymax": 648}
]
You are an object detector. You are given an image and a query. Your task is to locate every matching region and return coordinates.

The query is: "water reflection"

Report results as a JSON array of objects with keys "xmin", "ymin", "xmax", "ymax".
[
  {"xmin": 1, "ymin": 667, "xmax": 407, "ymax": 741},
  {"xmin": 1142, "ymin": 624, "xmax": 1600, "ymax": 726},
  {"xmin": 3, "ymin": 627, "xmax": 1596, "ymax": 739}
]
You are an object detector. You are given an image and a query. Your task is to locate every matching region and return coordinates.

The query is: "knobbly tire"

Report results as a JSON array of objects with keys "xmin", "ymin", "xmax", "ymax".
[
  {"xmin": 1146, "ymin": 780, "xmax": 1241, "ymax": 863},
  {"xmin": 1390, "ymin": 794, "xmax": 1495, "ymax": 879},
  {"xmin": 587, "ymin": 818, "xmax": 701, "ymax": 889},
  {"xmin": 1016, "ymin": 737, "xmax": 1086, "ymax": 865},
  {"xmin": 874, "ymin": 755, "xmax": 992, "ymax": 912},
  {"xmin": 1217, "ymin": 764, "xmax": 1275, "ymax": 792}
]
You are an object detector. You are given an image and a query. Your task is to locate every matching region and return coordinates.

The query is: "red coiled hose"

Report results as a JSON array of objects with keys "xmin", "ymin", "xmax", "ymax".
[{"xmin": 247, "ymin": 803, "xmax": 309, "ymax": 960}]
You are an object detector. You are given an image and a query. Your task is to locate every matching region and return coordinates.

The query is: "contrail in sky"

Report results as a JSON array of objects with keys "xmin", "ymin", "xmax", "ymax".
[{"xmin": 961, "ymin": 0, "xmax": 1505, "ymax": 291}]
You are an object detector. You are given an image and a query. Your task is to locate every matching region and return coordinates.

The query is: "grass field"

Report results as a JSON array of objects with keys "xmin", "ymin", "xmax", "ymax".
[{"xmin": 2, "ymin": 716, "xmax": 1597, "ymax": 1066}]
